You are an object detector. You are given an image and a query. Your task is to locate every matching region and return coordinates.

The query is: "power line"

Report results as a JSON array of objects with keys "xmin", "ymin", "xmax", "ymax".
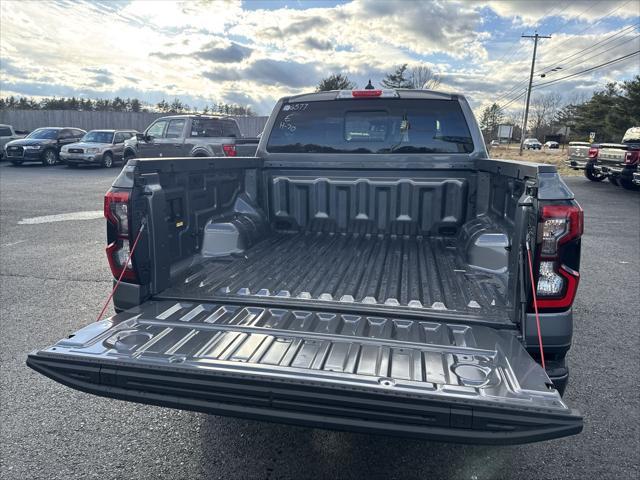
[
  {"xmin": 497, "ymin": 89, "xmax": 527, "ymax": 112},
  {"xmin": 493, "ymin": 24, "xmax": 638, "ymax": 104},
  {"xmin": 532, "ymin": 50, "xmax": 640, "ymax": 88},
  {"xmin": 486, "ymin": 2, "xmax": 568, "ymax": 72},
  {"xmin": 541, "ymin": 33, "xmax": 639, "ymax": 80},
  {"xmin": 493, "ymin": 1, "xmax": 635, "ymax": 102},
  {"xmin": 495, "ymin": 41, "xmax": 639, "ymax": 117},
  {"xmin": 536, "ymin": 0, "xmax": 634, "ymax": 56},
  {"xmin": 538, "ymin": 23, "xmax": 639, "ymax": 77}
]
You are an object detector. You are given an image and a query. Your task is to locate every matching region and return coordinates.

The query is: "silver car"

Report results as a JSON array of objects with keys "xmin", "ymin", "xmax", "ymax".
[{"xmin": 60, "ymin": 129, "xmax": 138, "ymax": 168}]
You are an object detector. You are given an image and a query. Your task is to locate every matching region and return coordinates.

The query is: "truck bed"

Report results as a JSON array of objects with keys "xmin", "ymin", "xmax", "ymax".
[{"xmin": 161, "ymin": 231, "xmax": 511, "ymax": 322}]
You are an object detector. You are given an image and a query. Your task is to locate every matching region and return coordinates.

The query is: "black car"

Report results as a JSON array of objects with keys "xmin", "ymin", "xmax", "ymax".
[{"xmin": 4, "ymin": 127, "xmax": 86, "ymax": 166}]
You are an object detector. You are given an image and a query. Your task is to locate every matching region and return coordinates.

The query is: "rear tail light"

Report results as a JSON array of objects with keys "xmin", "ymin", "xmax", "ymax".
[
  {"xmin": 540, "ymin": 205, "xmax": 583, "ymax": 255},
  {"xmin": 588, "ymin": 147, "xmax": 598, "ymax": 159},
  {"xmin": 351, "ymin": 89, "xmax": 382, "ymax": 97},
  {"xmin": 104, "ymin": 190, "xmax": 137, "ymax": 282},
  {"xmin": 336, "ymin": 89, "xmax": 400, "ymax": 99},
  {"xmin": 222, "ymin": 144, "xmax": 237, "ymax": 157},
  {"xmin": 535, "ymin": 204, "xmax": 583, "ymax": 309},
  {"xmin": 624, "ymin": 150, "xmax": 639, "ymax": 165}
]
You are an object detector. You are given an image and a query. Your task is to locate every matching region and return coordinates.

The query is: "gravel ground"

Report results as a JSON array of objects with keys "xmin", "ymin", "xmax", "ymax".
[{"xmin": 1, "ymin": 162, "xmax": 638, "ymax": 480}]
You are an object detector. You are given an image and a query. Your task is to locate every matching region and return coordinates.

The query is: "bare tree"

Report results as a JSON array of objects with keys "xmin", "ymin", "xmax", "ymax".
[
  {"xmin": 409, "ymin": 65, "xmax": 441, "ymax": 89},
  {"xmin": 529, "ymin": 92, "xmax": 562, "ymax": 138}
]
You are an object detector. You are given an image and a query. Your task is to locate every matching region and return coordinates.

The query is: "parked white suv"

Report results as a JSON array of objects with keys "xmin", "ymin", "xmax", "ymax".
[
  {"xmin": 0, "ymin": 124, "xmax": 28, "ymax": 159},
  {"xmin": 523, "ymin": 138, "xmax": 542, "ymax": 150}
]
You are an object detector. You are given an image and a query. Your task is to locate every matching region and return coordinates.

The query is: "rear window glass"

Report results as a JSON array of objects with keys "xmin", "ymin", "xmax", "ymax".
[
  {"xmin": 190, "ymin": 118, "xmax": 240, "ymax": 138},
  {"xmin": 266, "ymin": 99, "xmax": 474, "ymax": 154}
]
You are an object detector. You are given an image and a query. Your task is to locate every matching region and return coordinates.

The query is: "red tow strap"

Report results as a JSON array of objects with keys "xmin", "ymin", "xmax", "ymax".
[
  {"xmin": 525, "ymin": 242, "xmax": 546, "ymax": 370},
  {"xmin": 96, "ymin": 223, "xmax": 145, "ymax": 322}
]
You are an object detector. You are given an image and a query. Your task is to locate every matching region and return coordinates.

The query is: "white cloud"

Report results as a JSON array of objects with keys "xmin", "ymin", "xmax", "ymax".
[
  {"xmin": 483, "ymin": 0, "xmax": 639, "ymax": 26},
  {"xmin": 0, "ymin": 0, "xmax": 638, "ymax": 115}
]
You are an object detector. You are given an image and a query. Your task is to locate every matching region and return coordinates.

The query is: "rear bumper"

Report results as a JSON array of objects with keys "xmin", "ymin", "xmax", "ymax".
[
  {"xmin": 595, "ymin": 164, "xmax": 623, "ymax": 175},
  {"xmin": 565, "ymin": 159, "xmax": 587, "ymax": 170},
  {"xmin": 27, "ymin": 351, "xmax": 583, "ymax": 445},
  {"xmin": 525, "ymin": 310, "xmax": 572, "ymax": 355}
]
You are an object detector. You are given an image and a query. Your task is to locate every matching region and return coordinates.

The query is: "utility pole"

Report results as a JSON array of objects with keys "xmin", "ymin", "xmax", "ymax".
[{"xmin": 519, "ymin": 32, "xmax": 551, "ymax": 156}]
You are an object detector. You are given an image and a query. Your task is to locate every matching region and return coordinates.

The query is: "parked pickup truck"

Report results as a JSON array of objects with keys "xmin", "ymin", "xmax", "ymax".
[
  {"xmin": 566, "ymin": 141, "xmax": 604, "ymax": 182},
  {"xmin": 0, "ymin": 124, "xmax": 28, "ymax": 159},
  {"xmin": 123, "ymin": 114, "xmax": 259, "ymax": 160},
  {"xmin": 593, "ymin": 127, "xmax": 640, "ymax": 190},
  {"xmin": 28, "ymin": 89, "xmax": 584, "ymax": 444}
]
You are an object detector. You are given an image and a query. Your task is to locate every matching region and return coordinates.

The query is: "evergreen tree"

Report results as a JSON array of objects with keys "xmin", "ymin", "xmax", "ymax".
[
  {"xmin": 130, "ymin": 98, "xmax": 141, "ymax": 112},
  {"xmin": 316, "ymin": 74, "xmax": 356, "ymax": 91},
  {"xmin": 479, "ymin": 103, "xmax": 504, "ymax": 141},
  {"xmin": 381, "ymin": 64, "xmax": 413, "ymax": 89}
]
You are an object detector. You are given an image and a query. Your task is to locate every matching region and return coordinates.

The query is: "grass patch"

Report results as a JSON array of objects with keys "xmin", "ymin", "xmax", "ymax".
[{"xmin": 488, "ymin": 145, "xmax": 579, "ymax": 176}]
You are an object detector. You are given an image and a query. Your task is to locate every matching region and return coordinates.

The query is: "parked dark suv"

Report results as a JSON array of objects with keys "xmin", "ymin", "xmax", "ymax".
[{"xmin": 4, "ymin": 127, "xmax": 85, "ymax": 166}]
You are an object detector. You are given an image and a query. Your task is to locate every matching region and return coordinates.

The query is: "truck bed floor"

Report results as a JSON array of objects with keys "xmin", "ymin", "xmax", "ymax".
[{"xmin": 162, "ymin": 232, "xmax": 510, "ymax": 321}]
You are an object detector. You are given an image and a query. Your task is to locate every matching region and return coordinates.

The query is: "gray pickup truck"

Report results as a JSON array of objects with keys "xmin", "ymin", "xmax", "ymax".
[
  {"xmin": 566, "ymin": 141, "xmax": 605, "ymax": 182},
  {"xmin": 124, "ymin": 114, "xmax": 259, "ymax": 160},
  {"xmin": 28, "ymin": 89, "xmax": 584, "ymax": 444},
  {"xmin": 593, "ymin": 127, "xmax": 640, "ymax": 190}
]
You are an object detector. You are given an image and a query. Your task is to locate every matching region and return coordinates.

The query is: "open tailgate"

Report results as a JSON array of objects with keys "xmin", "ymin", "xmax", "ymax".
[{"xmin": 27, "ymin": 300, "xmax": 582, "ymax": 444}]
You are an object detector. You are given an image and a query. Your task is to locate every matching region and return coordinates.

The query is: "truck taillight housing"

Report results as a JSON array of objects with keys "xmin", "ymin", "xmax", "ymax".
[
  {"xmin": 104, "ymin": 190, "xmax": 137, "ymax": 282},
  {"xmin": 624, "ymin": 150, "xmax": 639, "ymax": 165},
  {"xmin": 535, "ymin": 204, "xmax": 583, "ymax": 310},
  {"xmin": 222, "ymin": 144, "xmax": 237, "ymax": 157},
  {"xmin": 588, "ymin": 147, "xmax": 598, "ymax": 159}
]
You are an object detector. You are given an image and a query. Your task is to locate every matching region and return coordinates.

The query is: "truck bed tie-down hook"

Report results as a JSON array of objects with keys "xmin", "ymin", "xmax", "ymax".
[
  {"xmin": 525, "ymin": 239, "xmax": 546, "ymax": 370},
  {"xmin": 96, "ymin": 219, "xmax": 146, "ymax": 322}
]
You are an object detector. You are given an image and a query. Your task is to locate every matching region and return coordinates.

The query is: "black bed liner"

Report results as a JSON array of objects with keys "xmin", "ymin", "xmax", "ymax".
[{"xmin": 163, "ymin": 232, "xmax": 510, "ymax": 322}]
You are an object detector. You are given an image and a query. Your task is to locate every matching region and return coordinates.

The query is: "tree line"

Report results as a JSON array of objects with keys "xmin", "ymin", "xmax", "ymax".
[
  {"xmin": 480, "ymin": 75, "xmax": 639, "ymax": 144},
  {"xmin": 1, "ymin": 63, "xmax": 438, "ymax": 116},
  {"xmin": 0, "ymin": 95, "xmax": 256, "ymax": 116},
  {"xmin": 316, "ymin": 64, "xmax": 441, "ymax": 92}
]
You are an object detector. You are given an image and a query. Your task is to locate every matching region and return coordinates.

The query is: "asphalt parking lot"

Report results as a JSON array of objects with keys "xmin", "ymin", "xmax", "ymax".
[{"xmin": 0, "ymin": 162, "xmax": 638, "ymax": 480}]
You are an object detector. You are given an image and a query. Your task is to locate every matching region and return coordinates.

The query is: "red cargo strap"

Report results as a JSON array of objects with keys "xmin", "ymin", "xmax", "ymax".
[
  {"xmin": 96, "ymin": 223, "xmax": 145, "ymax": 322},
  {"xmin": 525, "ymin": 241, "xmax": 546, "ymax": 370}
]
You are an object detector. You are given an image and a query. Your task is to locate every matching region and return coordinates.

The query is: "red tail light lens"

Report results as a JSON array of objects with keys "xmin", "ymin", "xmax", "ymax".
[
  {"xmin": 104, "ymin": 190, "xmax": 137, "ymax": 281},
  {"xmin": 351, "ymin": 89, "xmax": 382, "ymax": 97},
  {"xmin": 540, "ymin": 205, "xmax": 583, "ymax": 256},
  {"xmin": 588, "ymin": 147, "xmax": 598, "ymax": 159},
  {"xmin": 222, "ymin": 144, "xmax": 237, "ymax": 157},
  {"xmin": 535, "ymin": 204, "xmax": 583, "ymax": 309},
  {"xmin": 104, "ymin": 191, "xmax": 129, "ymax": 235},
  {"xmin": 624, "ymin": 151, "xmax": 639, "ymax": 165}
]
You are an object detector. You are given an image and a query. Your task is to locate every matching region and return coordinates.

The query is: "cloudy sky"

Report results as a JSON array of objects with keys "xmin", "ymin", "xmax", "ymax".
[{"xmin": 1, "ymin": 0, "xmax": 638, "ymax": 116}]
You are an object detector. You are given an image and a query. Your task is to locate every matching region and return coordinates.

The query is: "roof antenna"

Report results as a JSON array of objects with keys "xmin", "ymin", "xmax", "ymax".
[{"xmin": 364, "ymin": 79, "xmax": 375, "ymax": 90}]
